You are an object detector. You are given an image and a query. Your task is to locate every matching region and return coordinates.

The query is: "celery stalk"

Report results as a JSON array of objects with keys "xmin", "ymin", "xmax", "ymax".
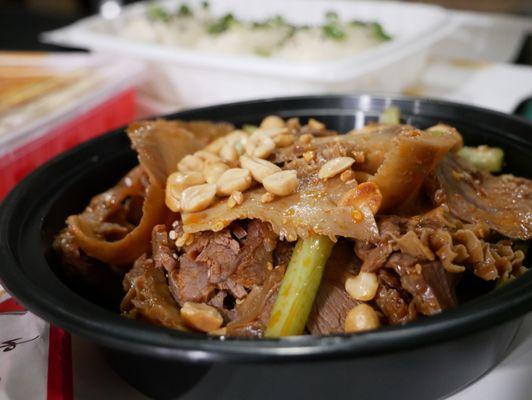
[
  {"xmin": 265, "ymin": 235, "xmax": 334, "ymax": 337},
  {"xmin": 378, "ymin": 106, "xmax": 400, "ymax": 124}
]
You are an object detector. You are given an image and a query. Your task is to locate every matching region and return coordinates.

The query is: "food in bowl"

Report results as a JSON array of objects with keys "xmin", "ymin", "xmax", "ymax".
[
  {"xmin": 53, "ymin": 110, "xmax": 531, "ymax": 338},
  {"xmin": 119, "ymin": 3, "xmax": 391, "ymax": 61}
]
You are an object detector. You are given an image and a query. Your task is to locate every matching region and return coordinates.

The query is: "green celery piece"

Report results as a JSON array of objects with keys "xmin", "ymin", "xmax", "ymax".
[
  {"xmin": 265, "ymin": 235, "xmax": 334, "ymax": 337},
  {"xmin": 456, "ymin": 146, "xmax": 504, "ymax": 173},
  {"xmin": 378, "ymin": 106, "xmax": 400, "ymax": 124}
]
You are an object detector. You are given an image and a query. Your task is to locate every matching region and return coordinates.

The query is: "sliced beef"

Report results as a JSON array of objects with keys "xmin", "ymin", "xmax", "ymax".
[
  {"xmin": 194, "ymin": 229, "xmax": 240, "ymax": 283},
  {"xmin": 232, "ymin": 220, "xmax": 277, "ymax": 287},
  {"xmin": 176, "ymin": 220, "xmax": 278, "ymax": 304},
  {"xmin": 307, "ymin": 240, "xmax": 360, "ymax": 335},
  {"xmin": 152, "ymin": 224, "xmax": 177, "ymax": 272},
  {"xmin": 385, "ymin": 253, "xmax": 456, "ymax": 316},
  {"xmin": 375, "ymin": 269, "xmax": 415, "ymax": 325},
  {"xmin": 176, "ymin": 253, "xmax": 215, "ymax": 304},
  {"xmin": 226, "ymin": 264, "xmax": 286, "ymax": 338},
  {"xmin": 121, "ymin": 254, "xmax": 186, "ymax": 331},
  {"xmin": 435, "ymin": 154, "xmax": 532, "ymax": 240}
]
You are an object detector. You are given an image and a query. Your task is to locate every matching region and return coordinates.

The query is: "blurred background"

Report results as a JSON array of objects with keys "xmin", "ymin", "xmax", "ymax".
[{"xmin": 0, "ymin": 0, "xmax": 531, "ymax": 198}]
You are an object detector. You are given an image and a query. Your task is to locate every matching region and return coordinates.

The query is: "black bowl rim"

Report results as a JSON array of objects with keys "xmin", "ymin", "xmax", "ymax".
[{"xmin": 1, "ymin": 93, "xmax": 532, "ymax": 363}]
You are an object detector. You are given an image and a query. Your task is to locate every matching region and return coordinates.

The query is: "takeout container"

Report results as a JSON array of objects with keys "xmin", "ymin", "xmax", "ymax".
[
  {"xmin": 42, "ymin": 0, "xmax": 453, "ymax": 108},
  {"xmin": 0, "ymin": 53, "xmax": 144, "ymax": 199},
  {"xmin": 1, "ymin": 95, "xmax": 531, "ymax": 399}
]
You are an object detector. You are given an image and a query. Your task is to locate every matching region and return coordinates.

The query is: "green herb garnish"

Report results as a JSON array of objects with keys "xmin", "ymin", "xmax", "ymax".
[
  {"xmin": 201, "ymin": 1, "xmax": 209, "ymax": 9},
  {"xmin": 323, "ymin": 22, "xmax": 346, "ymax": 40},
  {"xmin": 370, "ymin": 22, "xmax": 392, "ymax": 41},
  {"xmin": 177, "ymin": 4, "xmax": 193, "ymax": 17},
  {"xmin": 147, "ymin": 5, "xmax": 170, "ymax": 21},
  {"xmin": 207, "ymin": 13, "xmax": 236, "ymax": 35}
]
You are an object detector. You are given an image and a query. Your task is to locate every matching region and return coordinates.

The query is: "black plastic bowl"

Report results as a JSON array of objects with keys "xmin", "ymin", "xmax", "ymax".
[{"xmin": 1, "ymin": 95, "xmax": 531, "ymax": 400}]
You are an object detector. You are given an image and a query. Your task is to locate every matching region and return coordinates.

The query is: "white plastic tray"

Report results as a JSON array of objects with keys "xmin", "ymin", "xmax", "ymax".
[{"xmin": 43, "ymin": 0, "xmax": 454, "ymax": 107}]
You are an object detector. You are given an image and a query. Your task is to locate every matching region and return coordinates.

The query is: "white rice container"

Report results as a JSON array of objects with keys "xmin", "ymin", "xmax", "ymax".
[{"xmin": 43, "ymin": 0, "xmax": 454, "ymax": 108}]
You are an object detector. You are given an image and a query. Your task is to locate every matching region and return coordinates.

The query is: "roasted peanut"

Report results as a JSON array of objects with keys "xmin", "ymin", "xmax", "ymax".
[
  {"xmin": 261, "ymin": 192, "xmax": 276, "ymax": 203},
  {"xmin": 165, "ymin": 171, "xmax": 205, "ymax": 212},
  {"xmin": 180, "ymin": 183, "xmax": 216, "ymax": 212},
  {"xmin": 180, "ymin": 302, "xmax": 223, "ymax": 332},
  {"xmin": 245, "ymin": 131, "xmax": 276, "ymax": 159},
  {"xmin": 178, "ymin": 154, "xmax": 204, "ymax": 173},
  {"xmin": 344, "ymin": 304, "xmax": 380, "ymax": 333},
  {"xmin": 203, "ymin": 162, "xmax": 229, "ymax": 184},
  {"xmin": 340, "ymin": 170, "xmax": 355, "ymax": 182},
  {"xmin": 260, "ymin": 115, "xmax": 285, "ymax": 129},
  {"xmin": 318, "ymin": 157, "xmax": 355, "ymax": 180},
  {"xmin": 195, "ymin": 150, "xmax": 221, "ymax": 164},
  {"xmin": 299, "ymin": 133, "xmax": 313, "ymax": 144},
  {"xmin": 220, "ymin": 142, "xmax": 239, "ymax": 164},
  {"xmin": 216, "ymin": 168, "xmax": 252, "ymax": 196},
  {"xmin": 308, "ymin": 118, "xmax": 325, "ymax": 132},
  {"xmin": 240, "ymin": 155, "xmax": 281, "ymax": 183},
  {"xmin": 345, "ymin": 272, "xmax": 378, "ymax": 301},
  {"xmin": 227, "ymin": 191, "xmax": 244, "ymax": 208},
  {"xmin": 262, "ymin": 170, "xmax": 298, "ymax": 196},
  {"xmin": 273, "ymin": 134, "xmax": 295, "ymax": 147}
]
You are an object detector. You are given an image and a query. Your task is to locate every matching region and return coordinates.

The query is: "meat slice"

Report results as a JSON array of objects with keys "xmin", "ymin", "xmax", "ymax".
[
  {"xmin": 307, "ymin": 240, "xmax": 360, "ymax": 335},
  {"xmin": 385, "ymin": 253, "xmax": 456, "ymax": 316},
  {"xmin": 152, "ymin": 224, "xmax": 177, "ymax": 272},
  {"xmin": 435, "ymin": 154, "xmax": 532, "ymax": 240},
  {"xmin": 231, "ymin": 220, "xmax": 278, "ymax": 287},
  {"xmin": 226, "ymin": 264, "xmax": 286, "ymax": 337},
  {"xmin": 175, "ymin": 220, "xmax": 278, "ymax": 304},
  {"xmin": 127, "ymin": 119, "xmax": 234, "ymax": 187},
  {"xmin": 121, "ymin": 255, "xmax": 186, "ymax": 331},
  {"xmin": 176, "ymin": 253, "xmax": 215, "ymax": 304},
  {"xmin": 194, "ymin": 230, "xmax": 240, "ymax": 284},
  {"xmin": 375, "ymin": 269, "xmax": 415, "ymax": 325}
]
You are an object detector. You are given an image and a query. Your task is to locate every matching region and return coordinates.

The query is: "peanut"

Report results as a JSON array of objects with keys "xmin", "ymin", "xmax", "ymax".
[
  {"xmin": 178, "ymin": 154, "xmax": 204, "ymax": 173},
  {"xmin": 240, "ymin": 155, "xmax": 281, "ymax": 183},
  {"xmin": 318, "ymin": 157, "xmax": 355, "ymax": 180},
  {"xmin": 203, "ymin": 162, "xmax": 229, "ymax": 184},
  {"xmin": 180, "ymin": 183, "xmax": 216, "ymax": 212},
  {"xmin": 216, "ymin": 168, "xmax": 252, "ymax": 196},
  {"xmin": 345, "ymin": 272, "xmax": 378, "ymax": 301},
  {"xmin": 263, "ymin": 170, "xmax": 298, "ymax": 196},
  {"xmin": 344, "ymin": 304, "xmax": 380, "ymax": 333},
  {"xmin": 260, "ymin": 115, "xmax": 286, "ymax": 129},
  {"xmin": 180, "ymin": 302, "xmax": 223, "ymax": 333},
  {"xmin": 245, "ymin": 131, "xmax": 276, "ymax": 159}
]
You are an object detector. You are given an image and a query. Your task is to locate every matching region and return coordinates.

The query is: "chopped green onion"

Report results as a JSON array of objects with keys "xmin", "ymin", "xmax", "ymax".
[
  {"xmin": 265, "ymin": 235, "xmax": 334, "ymax": 337},
  {"xmin": 379, "ymin": 106, "xmax": 400, "ymax": 124},
  {"xmin": 147, "ymin": 5, "xmax": 170, "ymax": 21},
  {"xmin": 323, "ymin": 23, "xmax": 346, "ymax": 40},
  {"xmin": 456, "ymin": 145, "xmax": 504, "ymax": 173},
  {"xmin": 370, "ymin": 22, "xmax": 392, "ymax": 41},
  {"xmin": 207, "ymin": 13, "xmax": 236, "ymax": 35},
  {"xmin": 177, "ymin": 4, "xmax": 193, "ymax": 17}
]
